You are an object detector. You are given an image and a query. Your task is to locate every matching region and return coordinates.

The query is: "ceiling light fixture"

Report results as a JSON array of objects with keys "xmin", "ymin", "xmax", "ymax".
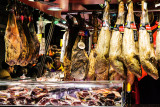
[
  {"xmin": 155, "ymin": 3, "xmax": 160, "ymax": 8},
  {"xmin": 47, "ymin": 7, "xmax": 62, "ymax": 11},
  {"xmin": 28, "ymin": 0, "xmax": 44, "ymax": 1}
]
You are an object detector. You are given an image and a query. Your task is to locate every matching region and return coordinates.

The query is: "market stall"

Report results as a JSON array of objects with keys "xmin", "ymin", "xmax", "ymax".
[{"xmin": 0, "ymin": 0, "xmax": 160, "ymax": 106}]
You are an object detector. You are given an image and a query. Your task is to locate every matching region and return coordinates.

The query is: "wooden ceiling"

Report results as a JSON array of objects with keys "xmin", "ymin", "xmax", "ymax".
[{"xmin": 19, "ymin": 0, "xmax": 160, "ymax": 18}]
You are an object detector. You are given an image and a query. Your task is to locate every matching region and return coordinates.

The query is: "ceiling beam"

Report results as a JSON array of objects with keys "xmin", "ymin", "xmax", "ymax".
[{"xmin": 18, "ymin": 0, "xmax": 62, "ymax": 18}]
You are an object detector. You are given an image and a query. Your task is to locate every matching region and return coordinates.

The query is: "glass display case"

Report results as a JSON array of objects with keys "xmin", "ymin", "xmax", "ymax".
[{"xmin": 0, "ymin": 80, "xmax": 124, "ymax": 106}]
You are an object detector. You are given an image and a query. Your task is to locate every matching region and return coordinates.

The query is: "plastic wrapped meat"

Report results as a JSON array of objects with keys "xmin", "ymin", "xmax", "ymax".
[
  {"xmin": 50, "ymin": 98, "xmax": 59, "ymax": 106},
  {"xmin": 7, "ymin": 98, "xmax": 16, "ymax": 105},
  {"xmin": 26, "ymin": 97, "xmax": 35, "ymax": 105},
  {"xmin": 71, "ymin": 101, "xmax": 82, "ymax": 106},
  {"xmin": 76, "ymin": 91, "xmax": 91, "ymax": 100},
  {"xmin": 7, "ymin": 87, "xmax": 29, "ymax": 97},
  {"xmin": 105, "ymin": 99, "xmax": 115, "ymax": 106},
  {"xmin": 59, "ymin": 100, "xmax": 70, "ymax": 106},
  {"xmin": 16, "ymin": 96, "xmax": 26, "ymax": 105},
  {"xmin": 88, "ymin": 100, "xmax": 97, "ymax": 106},
  {"xmin": 0, "ymin": 98, "xmax": 6, "ymax": 105},
  {"xmin": 37, "ymin": 97, "xmax": 50, "ymax": 106},
  {"xmin": 31, "ymin": 87, "xmax": 49, "ymax": 103}
]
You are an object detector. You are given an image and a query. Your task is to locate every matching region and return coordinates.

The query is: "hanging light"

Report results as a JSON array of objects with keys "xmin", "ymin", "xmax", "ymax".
[
  {"xmin": 61, "ymin": 20, "xmax": 66, "ymax": 24},
  {"xmin": 28, "ymin": 0, "xmax": 44, "ymax": 1},
  {"xmin": 47, "ymin": 7, "xmax": 62, "ymax": 11}
]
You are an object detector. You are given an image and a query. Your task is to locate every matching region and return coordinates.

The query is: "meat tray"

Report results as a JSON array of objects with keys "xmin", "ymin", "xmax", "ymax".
[{"xmin": 0, "ymin": 80, "xmax": 124, "ymax": 106}]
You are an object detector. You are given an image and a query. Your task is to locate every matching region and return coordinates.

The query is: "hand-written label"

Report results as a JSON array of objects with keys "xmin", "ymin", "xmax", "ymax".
[
  {"xmin": 147, "ymin": 31, "xmax": 153, "ymax": 43},
  {"xmin": 133, "ymin": 30, "xmax": 138, "ymax": 41},
  {"xmin": 102, "ymin": 20, "xmax": 109, "ymax": 28},
  {"xmin": 158, "ymin": 25, "xmax": 160, "ymax": 31}
]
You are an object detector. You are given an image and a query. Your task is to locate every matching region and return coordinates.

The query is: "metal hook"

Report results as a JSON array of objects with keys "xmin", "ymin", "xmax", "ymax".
[
  {"xmin": 39, "ymin": 11, "xmax": 44, "ymax": 16},
  {"xmin": 104, "ymin": 0, "xmax": 111, "ymax": 6}
]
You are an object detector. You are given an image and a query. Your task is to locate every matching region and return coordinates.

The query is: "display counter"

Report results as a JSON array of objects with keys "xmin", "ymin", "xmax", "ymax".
[{"xmin": 0, "ymin": 80, "xmax": 124, "ymax": 106}]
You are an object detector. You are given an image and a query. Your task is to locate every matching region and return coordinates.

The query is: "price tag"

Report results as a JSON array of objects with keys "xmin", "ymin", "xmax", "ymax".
[
  {"xmin": 119, "ymin": 25, "xmax": 124, "ymax": 33},
  {"xmin": 158, "ymin": 25, "xmax": 160, "ymax": 31},
  {"xmin": 37, "ymin": 34, "xmax": 42, "ymax": 43},
  {"xmin": 133, "ymin": 30, "xmax": 138, "ymax": 41},
  {"xmin": 78, "ymin": 30, "xmax": 85, "ymax": 36},
  {"xmin": 78, "ymin": 40, "xmax": 85, "ymax": 49},
  {"xmin": 146, "ymin": 25, "xmax": 152, "ymax": 31},
  {"xmin": 144, "ymin": 2, "xmax": 147, "ymax": 10},
  {"xmin": 102, "ymin": 20, "xmax": 109, "ymax": 27},
  {"xmin": 73, "ymin": 17, "xmax": 78, "ymax": 25},
  {"xmin": 39, "ymin": 38, "xmax": 45, "ymax": 55},
  {"xmin": 130, "ymin": 23, "xmax": 136, "ymax": 29}
]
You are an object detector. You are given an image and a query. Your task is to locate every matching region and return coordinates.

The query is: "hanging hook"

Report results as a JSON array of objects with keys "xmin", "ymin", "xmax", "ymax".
[
  {"xmin": 39, "ymin": 11, "xmax": 44, "ymax": 17},
  {"xmin": 104, "ymin": 0, "xmax": 111, "ymax": 7}
]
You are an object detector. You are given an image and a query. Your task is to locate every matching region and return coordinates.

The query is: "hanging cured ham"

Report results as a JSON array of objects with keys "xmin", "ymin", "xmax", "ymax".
[
  {"xmin": 122, "ymin": 0, "xmax": 141, "ymax": 78},
  {"xmin": 16, "ymin": 14, "xmax": 29, "ymax": 66},
  {"xmin": 28, "ymin": 15, "xmax": 40, "ymax": 63},
  {"xmin": 109, "ymin": 0, "xmax": 125, "ymax": 78},
  {"xmin": 70, "ymin": 36, "xmax": 89, "ymax": 80},
  {"xmin": 86, "ymin": 50, "xmax": 96, "ymax": 80},
  {"xmin": 4, "ymin": 13, "xmax": 22, "ymax": 66},
  {"xmin": 156, "ymin": 17, "xmax": 160, "ymax": 66},
  {"xmin": 63, "ymin": 16, "xmax": 79, "ymax": 80},
  {"xmin": 21, "ymin": 16, "xmax": 35, "ymax": 66},
  {"xmin": 88, "ymin": 1, "xmax": 111, "ymax": 80},
  {"xmin": 139, "ymin": 1, "xmax": 158, "ymax": 79}
]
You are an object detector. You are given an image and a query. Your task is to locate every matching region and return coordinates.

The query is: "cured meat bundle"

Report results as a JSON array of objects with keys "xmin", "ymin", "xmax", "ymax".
[
  {"xmin": 70, "ymin": 36, "xmax": 89, "ymax": 80},
  {"xmin": 139, "ymin": 1, "xmax": 158, "ymax": 79},
  {"xmin": 4, "ymin": 13, "xmax": 22, "ymax": 66},
  {"xmin": 93, "ymin": 1, "xmax": 111, "ymax": 80},
  {"xmin": 122, "ymin": 0, "xmax": 141, "ymax": 78},
  {"xmin": 109, "ymin": 0, "xmax": 125, "ymax": 78}
]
